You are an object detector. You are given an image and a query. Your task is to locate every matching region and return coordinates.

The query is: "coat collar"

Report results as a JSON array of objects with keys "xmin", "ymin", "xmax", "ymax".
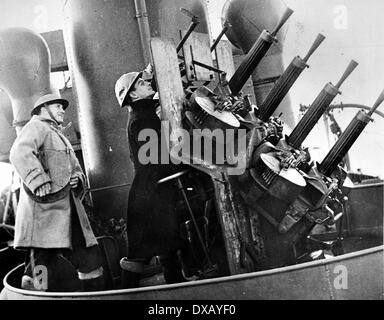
[
  {"xmin": 31, "ymin": 115, "xmax": 69, "ymax": 132},
  {"xmin": 32, "ymin": 114, "xmax": 59, "ymax": 126},
  {"xmin": 129, "ymin": 98, "xmax": 159, "ymax": 117}
]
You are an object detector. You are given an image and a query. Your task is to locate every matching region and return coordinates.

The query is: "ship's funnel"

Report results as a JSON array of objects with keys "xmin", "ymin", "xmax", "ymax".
[
  {"xmin": 0, "ymin": 90, "xmax": 16, "ymax": 162},
  {"xmin": 0, "ymin": 27, "xmax": 53, "ymax": 134},
  {"xmin": 222, "ymin": 0, "xmax": 288, "ymax": 52}
]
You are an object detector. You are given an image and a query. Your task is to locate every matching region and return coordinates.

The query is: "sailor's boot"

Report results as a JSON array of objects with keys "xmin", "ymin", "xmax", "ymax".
[
  {"xmin": 159, "ymin": 253, "xmax": 186, "ymax": 284},
  {"xmin": 21, "ymin": 275, "xmax": 38, "ymax": 291},
  {"xmin": 120, "ymin": 257, "xmax": 144, "ymax": 288},
  {"xmin": 79, "ymin": 267, "xmax": 105, "ymax": 292}
]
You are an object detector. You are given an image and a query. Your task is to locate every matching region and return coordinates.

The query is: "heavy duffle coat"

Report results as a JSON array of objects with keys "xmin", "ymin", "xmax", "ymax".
[{"xmin": 9, "ymin": 115, "xmax": 98, "ymax": 249}]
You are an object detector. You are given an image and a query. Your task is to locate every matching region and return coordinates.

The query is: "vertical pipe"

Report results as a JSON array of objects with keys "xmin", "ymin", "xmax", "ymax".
[{"xmin": 134, "ymin": 0, "xmax": 152, "ymax": 65}]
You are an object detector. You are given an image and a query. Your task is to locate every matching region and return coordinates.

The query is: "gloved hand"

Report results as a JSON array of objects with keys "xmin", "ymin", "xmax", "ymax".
[
  {"xmin": 142, "ymin": 63, "xmax": 153, "ymax": 81},
  {"xmin": 142, "ymin": 63, "xmax": 158, "ymax": 92},
  {"xmin": 70, "ymin": 176, "xmax": 79, "ymax": 189},
  {"xmin": 35, "ymin": 182, "xmax": 51, "ymax": 197}
]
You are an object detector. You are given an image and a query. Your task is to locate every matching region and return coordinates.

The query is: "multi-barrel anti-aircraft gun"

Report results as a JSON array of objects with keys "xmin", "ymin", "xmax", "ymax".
[{"xmin": 149, "ymin": 7, "xmax": 383, "ymax": 275}]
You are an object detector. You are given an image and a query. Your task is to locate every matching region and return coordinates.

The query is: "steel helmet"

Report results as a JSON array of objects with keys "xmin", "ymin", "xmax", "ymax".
[
  {"xmin": 32, "ymin": 92, "xmax": 69, "ymax": 115},
  {"xmin": 115, "ymin": 71, "xmax": 141, "ymax": 107}
]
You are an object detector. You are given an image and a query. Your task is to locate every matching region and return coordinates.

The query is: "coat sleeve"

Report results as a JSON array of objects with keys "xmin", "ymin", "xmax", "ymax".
[
  {"xmin": 10, "ymin": 121, "xmax": 52, "ymax": 193},
  {"xmin": 57, "ymin": 129, "xmax": 87, "ymax": 199}
]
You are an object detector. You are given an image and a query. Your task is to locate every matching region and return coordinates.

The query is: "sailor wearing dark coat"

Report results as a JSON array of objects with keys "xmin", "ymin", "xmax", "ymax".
[{"xmin": 115, "ymin": 67, "xmax": 186, "ymax": 287}]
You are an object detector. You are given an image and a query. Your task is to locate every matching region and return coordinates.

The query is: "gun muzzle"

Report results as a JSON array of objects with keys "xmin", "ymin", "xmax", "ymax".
[
  {"xmin": 319, "ymin": 89, "xmax": 384, "ymax": 176},
  {"xmin": 287, "ymin": 59, "xmax": 358, "ymax": 149},
  {"xmin": 228, "ymin": 7, "xmax": 293, "ymax": 95},
  {"xmin": 258, "ymin": 34, "xmax": 325, "ymax": 121}
]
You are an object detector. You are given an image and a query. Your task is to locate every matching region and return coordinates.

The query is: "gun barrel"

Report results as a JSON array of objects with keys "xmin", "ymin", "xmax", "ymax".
[
  {"xmin": 334, "ymin": 60, "xmax": 358, "ymax": 89},
  {"xmin": 368, "ymin": 88, "xmax": 384, "ymax": 116},
  {"xmin": 271, "ymin": 7, "xmax": 294, "ymax": 37},
  {"xmin": 287, "ymin": 60, "xmax": 358, "ymax": 149},
  {"xmin": 302, "ymin": 33, "xmax": 326, "ymax": 63},
  {"xmin": 319, "ymin": 110, "xmax": 371, "ymax": 176},
  {"xmin": 228, "ymin": 8, "xmax": 293, "ymax": 95},
  {"xmin": 228, "ymin": 31, "xmax": 274, "ymax": 95},
  {"xmin": 258, "ymin": 34, "xmax": 325, "ymax": 121},
  {"xmin": 258, "ymin": 57, "xmax": 307, "ymax": 121},
  {"xmin": 287, "ymin": 83, "xmax": 339, "ymax": 149},
  {"xmin": 320, "ymin": 88, "xmax": 384, "ymax": 176}
]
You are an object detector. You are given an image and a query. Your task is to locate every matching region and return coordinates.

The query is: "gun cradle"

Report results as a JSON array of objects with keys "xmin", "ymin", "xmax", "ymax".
[{"xmin": 151, "ymin": 7, "xmax": 382, "ymax": 274}]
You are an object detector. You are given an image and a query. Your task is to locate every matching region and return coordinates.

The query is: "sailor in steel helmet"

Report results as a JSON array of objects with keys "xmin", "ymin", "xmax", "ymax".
[
  {"xmin": 10, "ymin": 91, "xmax": 104, "ymax": 292},
  {"xmin": 115, "ymin": 66, "xmax": 187, "ymax": 288}
]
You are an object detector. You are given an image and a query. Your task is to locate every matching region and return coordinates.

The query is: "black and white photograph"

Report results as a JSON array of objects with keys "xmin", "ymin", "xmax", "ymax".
[{"xmin": 0, "ymin": 0, "xmax": 383, "ymax": 307}]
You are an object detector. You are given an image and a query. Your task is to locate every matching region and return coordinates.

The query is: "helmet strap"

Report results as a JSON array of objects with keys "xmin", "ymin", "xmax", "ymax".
[{"xmin": 44, "ymin": 104, "xmax": 59, "ymax": 125}]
